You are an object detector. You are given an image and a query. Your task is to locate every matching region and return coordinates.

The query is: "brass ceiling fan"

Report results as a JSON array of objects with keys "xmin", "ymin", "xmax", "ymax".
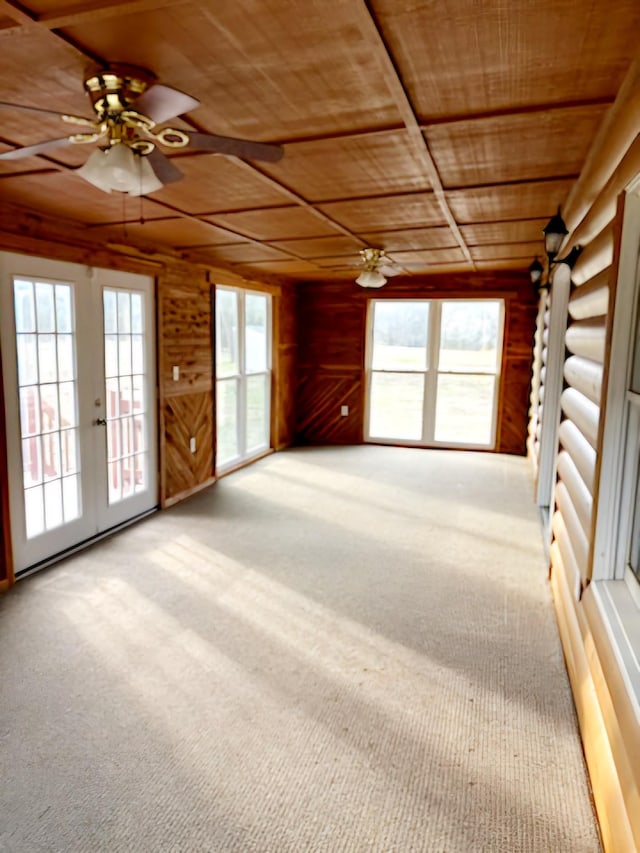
[
  {"xmin": 0, "ymin": 64, "xmax": 284, "ymax": 195},
  {"xmin": 355, "ymin": 247, "xmax": 401, "ymax": 288}
]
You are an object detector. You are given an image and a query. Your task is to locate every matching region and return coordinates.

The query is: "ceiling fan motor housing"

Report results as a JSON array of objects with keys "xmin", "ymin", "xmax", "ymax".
[{"xmin": 83, "ymin": 63, "xmax": 156, "ymax": 121}]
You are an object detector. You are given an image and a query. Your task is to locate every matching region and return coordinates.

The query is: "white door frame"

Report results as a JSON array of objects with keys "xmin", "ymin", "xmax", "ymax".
[{"xmin": 0, "ymin": 252, "xmax": 157, "ymax": 574}]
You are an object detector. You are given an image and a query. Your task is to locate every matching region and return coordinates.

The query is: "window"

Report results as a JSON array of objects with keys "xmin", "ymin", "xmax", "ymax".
[
  {"xmin": 366, "ymin": 299, "xmax": 504, "ymax": 448},
  {"xmin": 215, "ymin": 287, "xmax": 271, "ymax": 472},
  {"xmin": 591, "ymin": 180, "xmax": 640, "ymax": 704}
]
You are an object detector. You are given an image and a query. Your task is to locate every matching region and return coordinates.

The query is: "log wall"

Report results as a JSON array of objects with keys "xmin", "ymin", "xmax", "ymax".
[
  {"xmin": 526, "ymin": 290, "xmax": 549, "ymax": 478},
  {"xmin": 296, "ymin": 271, "xmax": 538, "ymax": 454},
  {"xmin": 536, "ymin": 60, "xmax": 640, "ymax": 852}
]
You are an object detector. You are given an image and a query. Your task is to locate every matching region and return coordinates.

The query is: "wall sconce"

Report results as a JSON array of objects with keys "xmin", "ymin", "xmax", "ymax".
[
  {"xmin": 528, "ymin": 208, "xmax": 582, "ymax": 289},
  {"xmin": 528, "ymin": 258, "xmax": 544, "ymax": 286},
  {"xmin": 543, "ymin": 207, "xmax": 568, "ymax": 264}
]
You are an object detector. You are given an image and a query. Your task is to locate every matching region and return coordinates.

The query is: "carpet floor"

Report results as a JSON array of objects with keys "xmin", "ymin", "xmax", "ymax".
[{"xmin": 0, "ymin": 446, "xmax": 601, "ymax": 852}]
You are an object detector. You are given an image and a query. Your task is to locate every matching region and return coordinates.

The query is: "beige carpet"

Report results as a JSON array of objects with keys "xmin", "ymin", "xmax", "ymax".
[{"xmin": 0, "ymin": 446, "xmax": 601, "ymax": 852}]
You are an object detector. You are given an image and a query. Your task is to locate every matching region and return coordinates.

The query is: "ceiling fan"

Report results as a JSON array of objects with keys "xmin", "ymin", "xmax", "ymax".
[
  {"xmin": 0, "ymin": 64, "xmax": 284, "ymax": 195},
  {"xmin": 355, "ymin": 247, "xmax": 400, "ymax": 288}
]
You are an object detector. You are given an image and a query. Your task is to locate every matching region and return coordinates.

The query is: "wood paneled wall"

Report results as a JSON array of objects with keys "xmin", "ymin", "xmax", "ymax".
[
  {"xmin": 157, "ymin": 264, "xmax": 215, "ymax": 507},
  {"xmin": 272, "ymin": 283, "xmax": 299, "ymax": 450},
  {"xmin": 295, "ymin": 272, "xmax": 538, "ymax": 453}
]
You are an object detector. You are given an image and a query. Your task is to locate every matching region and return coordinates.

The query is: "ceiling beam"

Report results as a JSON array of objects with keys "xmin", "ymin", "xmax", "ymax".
[
  {"xmin": 0, "ymin": 0, "xmax": 106, "ymax": 62},
  {"xmin": 354, "ymin": 0, "xmax": 474, "ymax": 268},
  {"xmin": 419, "ymin": 96, "xmax": 615, "ymax": 129},
  {"xmin": 0, "ymin": 0, "xmax": 187, "ymax": 30},
  {"xmin": 444, "ymin": 174, "xmax": 581, "ymax": 193},
  {"xmin": 270, "ymin": 124, "xmax": 407, "ymax": 146},
  {"xmin": 37, "ymin": 0, "xmax": 189, "ymax": 29},
  {"xmin": 267, "ymin": 98, "xmax": 614, "ymax": 146},
  {"xmin": 0, "ymin": 0, "xmax": 35, "ymax": 26}
]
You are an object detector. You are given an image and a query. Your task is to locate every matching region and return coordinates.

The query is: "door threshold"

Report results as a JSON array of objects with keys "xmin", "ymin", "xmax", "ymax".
[{"xmin": 15, "ymin": 507, "xmax": 158, "ymax": 580}]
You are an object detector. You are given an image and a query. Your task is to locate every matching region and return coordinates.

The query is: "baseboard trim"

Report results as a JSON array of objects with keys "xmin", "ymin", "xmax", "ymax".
[{"xmin": 162, "ymin": 477, "xmax": 216, "ymax": 508}]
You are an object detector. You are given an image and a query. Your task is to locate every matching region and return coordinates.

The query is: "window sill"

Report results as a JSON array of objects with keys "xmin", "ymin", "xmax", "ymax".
[{"xmin": 216, "ymin": 447, "xmax": 273, "ymax": 478}]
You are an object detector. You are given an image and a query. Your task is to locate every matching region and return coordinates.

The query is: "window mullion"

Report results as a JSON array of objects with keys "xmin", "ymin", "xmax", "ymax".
[
  {"xmin": 238, "ymin": 291, "xmax": 246, "ymax": 458},
  {"xmin": 423, "ymin": 300, "xmax": 440, "ymax": 443}
]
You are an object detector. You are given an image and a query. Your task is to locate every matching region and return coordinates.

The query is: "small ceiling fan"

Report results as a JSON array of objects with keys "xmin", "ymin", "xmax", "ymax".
[
  {"xmin": 0, "ymin": 64, "xmax": 284, "ymax": 195},
  {"xmin": 355, "ymin": 247, "xmax": 400, "ymax": 288}
]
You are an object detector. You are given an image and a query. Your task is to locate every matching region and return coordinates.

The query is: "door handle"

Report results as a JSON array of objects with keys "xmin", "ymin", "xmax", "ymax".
[{"xmin": 95, "ymin": 417, "xmax": 107, "ymax": 426}]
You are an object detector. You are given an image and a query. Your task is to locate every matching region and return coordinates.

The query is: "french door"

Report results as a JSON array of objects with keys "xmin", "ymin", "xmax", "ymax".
[{"xmin": 0, "ymin": 253, "xmax": 157, "ymax": 574}]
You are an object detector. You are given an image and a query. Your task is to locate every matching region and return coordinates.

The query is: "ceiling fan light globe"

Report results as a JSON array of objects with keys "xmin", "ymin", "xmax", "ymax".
[
  {"xmin": 76, "ymin": 148, "xmax": 113, "ymax": 193},
  {"xmin": 128, "ymin": 154, "xmax": 164, "ymax": 196},
  {"xmin": 105, "ymin": 143, "xmax": 140, "ymax": 192},
  {"xmin": 356, "ymin": 269, "xmax": 387, "ymax": 288}
]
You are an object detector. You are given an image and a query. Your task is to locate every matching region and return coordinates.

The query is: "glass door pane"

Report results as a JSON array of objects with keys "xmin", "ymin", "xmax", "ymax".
[
  {"xmin": 245, "ymin": 293, "xmax": 268, "ymax": 372},
  {"xmin": 246, "ymin": 374, "xmax": 269, "ymax": 451},
  {"xmin": 217, "ymin": 377, "xmax": 239, "ymax": 465},
  {"xmin": 14, "ymin": 278, "xmax": 81, "ymax": 538},
  {"xmin": 216, "ymin": 289, "xmax": 239, "ymax": 377},
  {"xmin": 103, "ymin": 288, "xmax": 149, "ymax": 506}
]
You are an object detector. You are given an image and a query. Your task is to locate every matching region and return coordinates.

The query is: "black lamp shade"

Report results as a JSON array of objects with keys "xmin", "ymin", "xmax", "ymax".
[
  {"xmin": 528, "ymin": 258, "xmax": 544, "ymax": 285},
  {"xmin": 543, "ymin": 208, "xmax": 568, "ymax": 258}
]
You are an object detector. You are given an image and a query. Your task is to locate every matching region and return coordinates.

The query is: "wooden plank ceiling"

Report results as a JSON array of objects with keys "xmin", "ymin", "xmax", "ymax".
[{"xmin": 0, "ymin": 0, "xmax": 638, "ymax": 284}]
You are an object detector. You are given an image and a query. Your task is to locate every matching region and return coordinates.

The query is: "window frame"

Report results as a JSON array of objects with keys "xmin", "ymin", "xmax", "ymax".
[
  {"xmin": 215, "ymin": 285, "xmax": 272, "ymax": 474},
  {"xmin": 364, "ymin": 297, "xmax": 504, "ymax": 450},
  {"xmin": 591, "ymin": 178, "xmax": 640, "ymax": 709}
]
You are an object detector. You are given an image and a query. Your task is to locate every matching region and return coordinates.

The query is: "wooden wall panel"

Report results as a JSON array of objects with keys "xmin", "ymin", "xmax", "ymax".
[
  {"xmin": 499, "ymin": 357, "xmax": 538, "ymax": 455},
  {"xmin": 295, "ymin": 271, "xmax": 537, "ymax": 453},
  {"xmin": 297, "ymin": 371, "xmax": 363, "ymax": 444},
  {"xmin": 161, "ymin": 392, "xmax": 215, "ymax": 505},
  {"xmin": 272, "ymin": 284, "xmax": 298, "ymax": 450},
  {"xmin": 157, "ymin": 264, "xmax": 215, "ymax": 506}
]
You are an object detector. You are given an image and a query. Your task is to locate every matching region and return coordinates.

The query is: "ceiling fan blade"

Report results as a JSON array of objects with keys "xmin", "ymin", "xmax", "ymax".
[
  {"xmin": 131, "ymin": 84, "xmax": 200, "ymax": 123},
  {"xmin": 0, "ymin": 100, "xmax": 94, "ymax": 127},
  {"xmin": 379, "ymin": 266, "xmax": 400, "ymax": 277},
  {"xmin": 185, "ymin": 131, "xmax": 284, "ymax": 163},
  {"xmin": 146, "ymin": 148, "xmax": 184, "ymax": 184},
  {"xmin": 0, "ymin": 137, "xmax": 74, "ymax": 160}
]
